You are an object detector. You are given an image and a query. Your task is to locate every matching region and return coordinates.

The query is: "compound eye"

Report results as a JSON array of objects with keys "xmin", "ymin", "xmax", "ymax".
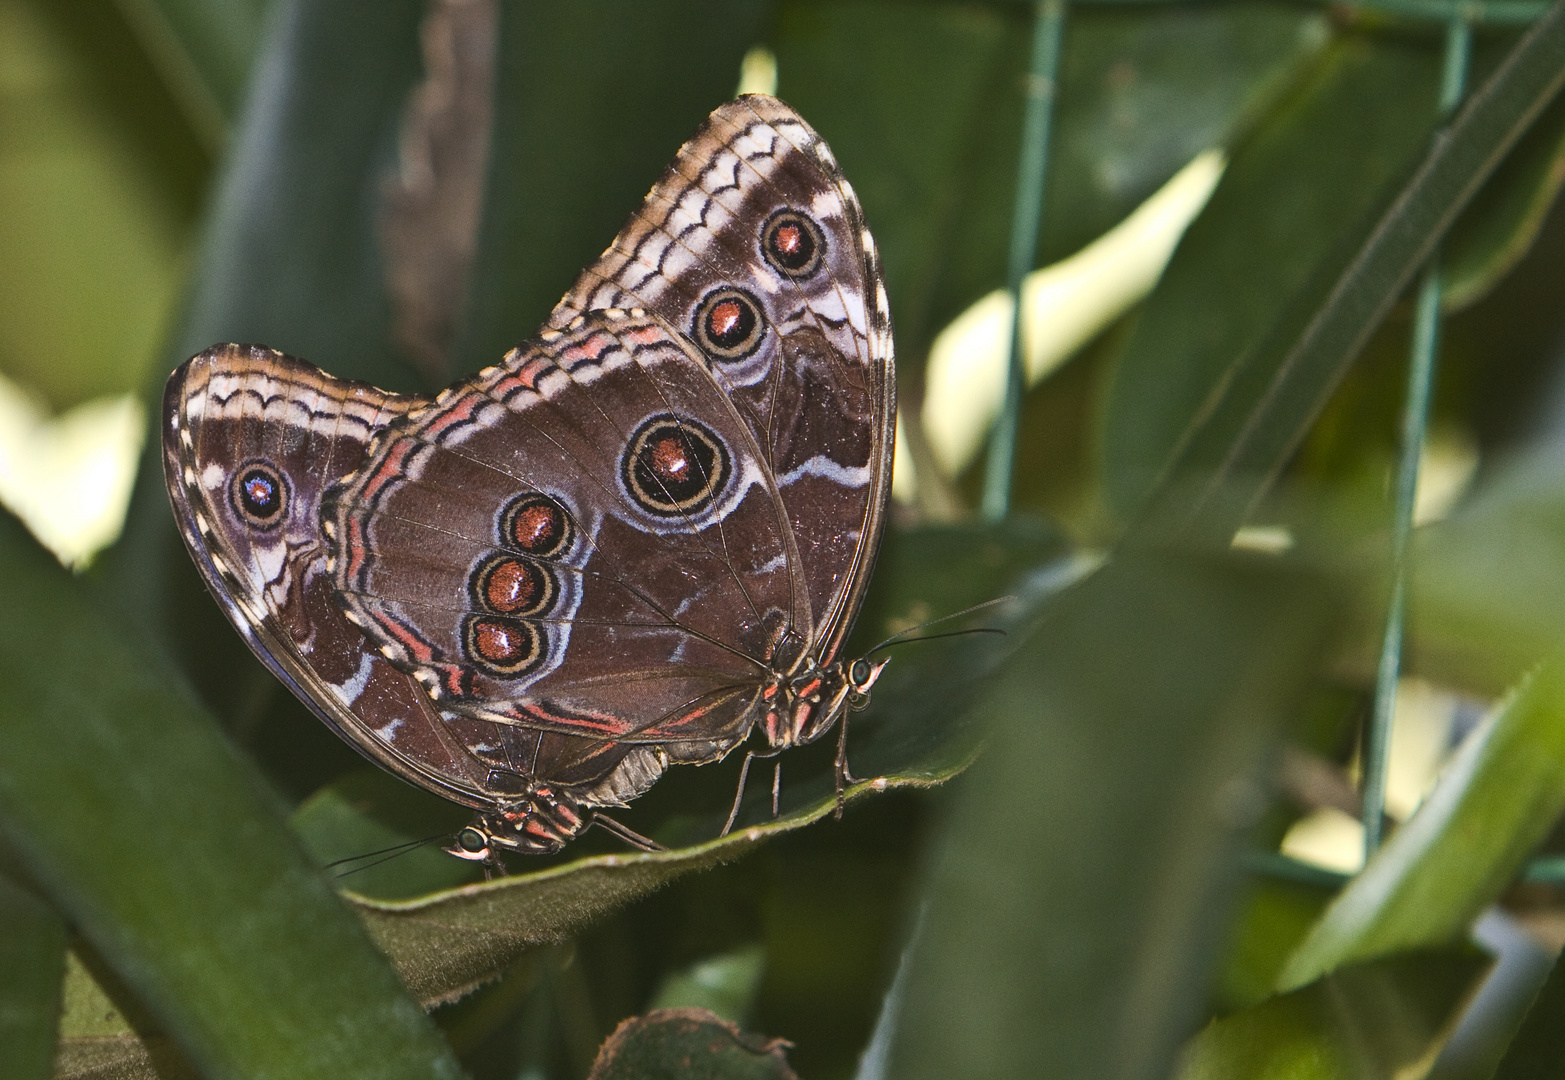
[
  {"xmin": 445, "ymin": 825, "xmax": 495, "ymax": 862},
  {"xmin": 850, "ymin": 658, "xmax": 872, "ymax": 688}
]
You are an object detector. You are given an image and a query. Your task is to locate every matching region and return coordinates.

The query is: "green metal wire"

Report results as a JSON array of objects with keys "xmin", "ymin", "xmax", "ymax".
[
  {"xmin": 1252, "ymin": 850, "xmax": 1565, "ymax": 888},
  {"xmin": 1344, "ymin": 0, "xmax": 1549, "ymax": 24},
  {"xmin": 1244, "ymin": 850, "xmax": 1353, "ymax": 889},
  {"xmin": 981, "ymin": 0, "xmax": 1066, "ymax": 523},
  {"xmin": 994, "ymin": 0, "xmax": 1548, "ymax": 24},
  {"xmin": 973, "ymin": 0, "xmax": 1539, "ymax": 523},
  {"xmin": 1361, "ymin": 18, "xmax": 1473, "ymax": 861}
]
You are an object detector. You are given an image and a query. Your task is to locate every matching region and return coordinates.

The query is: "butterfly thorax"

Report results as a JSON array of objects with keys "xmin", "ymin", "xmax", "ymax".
[{"xmin": 758, "ymin": 653, "xmax": 888, "ymax": 751}]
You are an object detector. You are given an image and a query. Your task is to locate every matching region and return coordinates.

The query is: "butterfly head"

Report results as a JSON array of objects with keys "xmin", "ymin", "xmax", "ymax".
[
  {"xmin": 766, "ymin": 654, "xmax": 888, "ymax": 749},
  {"xmin": 446, "ymin": 786, "xmax": 589, "ymax": 861},
  {"xmin": 848, "ymin": 656, "xmax": 890, "ymax": 701}
]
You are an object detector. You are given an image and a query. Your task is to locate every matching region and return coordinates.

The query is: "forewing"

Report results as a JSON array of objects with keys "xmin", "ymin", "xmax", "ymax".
[
  {"xmin": 324, "ymin": 310, "xmax": 801, "ymax": 763},
  {"xmin": 551, "ymin": 95, "xmax": 896, "ymax": 661}
]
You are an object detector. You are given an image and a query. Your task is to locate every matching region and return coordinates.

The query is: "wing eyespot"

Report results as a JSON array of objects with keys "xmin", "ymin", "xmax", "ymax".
[
  {"xmin": 463, "ymin": 615, "xmax": 545, "ymax": 677},
  {"xmin": 761, "ymin": 209, "xmax": 826, "ymax": 279},
  {"xmin": 470, "ymin": 553, "xmax": 557, "ymax": 618},
  {"xmin": 692, "ymin": 288, "xmax": 767, "ymax": 360},
  {"xmin": 499, "ymin": 493, "xmax": 574, "ymax": 558},
  {"xmin": 229, "ymin": 460, "xmax": 288, "ymax": 530},
  {"xmin": 620, "ymin": 414, "xmax": 732, "ymax": 518}
]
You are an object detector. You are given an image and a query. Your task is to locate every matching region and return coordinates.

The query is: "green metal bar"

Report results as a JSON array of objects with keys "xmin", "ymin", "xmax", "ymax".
[
  {"xmin": 1523, "ymin": 855, "xmax": 1565, "ymax": 883},
  {"xmin": 981, "ymin": 0, "xmax": 1066, "ymax": 523},
  {"xmin": 1243, "ymin": 850, "xmax": 1353, "ymax": 889},
  {"xmin": 1362, "ymin": 17, "xmax": 1472, "ymax": 861},
  {"xmin": 996, "ymin": 0, "xmax": 1548, "ymax": 26},
  {"xmin": 1339, "ymin": 0, "xmax": 1547, "ymax": 23},
  {"xmin": 1251, "ymin": 850, "xmax": 1565, "ymax": 887}
]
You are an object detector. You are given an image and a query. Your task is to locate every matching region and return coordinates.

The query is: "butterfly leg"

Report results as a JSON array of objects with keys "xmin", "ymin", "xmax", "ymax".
[
  {"xmin": 721, "ymin": 750, "xmax": 759, "ymax": 837},
  {"xmin": 771, "ymin": 761, "xmax": 782, "ymax": 818},
  {"xmin": 721, "ymin": 747, "xmax": 784, "ymax": 837},
  {"xmin": 833, "ymin": 713, "xmax": 858, "ymax": 819},
  {"xmin": 590, "ymin": 812, "xmax": 665, "ymax": 853}
]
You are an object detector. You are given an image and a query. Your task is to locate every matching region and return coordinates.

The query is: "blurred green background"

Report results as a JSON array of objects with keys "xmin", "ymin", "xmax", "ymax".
[{"xmin": 9, "ymin": 1, "xmax": 1565, "ymax": 1078}]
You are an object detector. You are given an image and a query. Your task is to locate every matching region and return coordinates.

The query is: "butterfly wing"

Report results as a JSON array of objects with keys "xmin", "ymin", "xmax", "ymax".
[
  {"xmin": 162, "ymin": 346, "xmax": 501, "ymax": 805},
  {"xmin": 551, "ymin": 95, "xmax": 896, "ymax": 663},
  {"xmin": 323, "ymin": 310, "xmax": 804, "ymax": 768},
  {"xmin": 166, "ymin": 345, "xmax": 675, "ymax": 811}
]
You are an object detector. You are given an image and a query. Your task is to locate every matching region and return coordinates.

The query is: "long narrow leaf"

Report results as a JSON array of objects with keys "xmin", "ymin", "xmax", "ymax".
[
  {"xmin": 1277, "ymin": 656, "xmax": 1565, "ymax": 991},
  {"xmin": 0, "ymin": 512, "xmax": 465, "ymax": 1080},
  {"xmin": 0, "ymin": 872, "xmax": 66, "ymax": 1080},
  {"xmin": 1137, "ymin": 0, "xmax": 1565, "ymax": 544}
]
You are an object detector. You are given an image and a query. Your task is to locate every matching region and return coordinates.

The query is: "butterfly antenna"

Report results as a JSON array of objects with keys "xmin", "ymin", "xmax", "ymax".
[
  {"xmin": 876, "ymin": 627, "xmax": 1006, "ymax": 651},
  {"xmin": 325, "ymin": 833, "xmax": 448, "ymax": 879},
  {"xmin": 865, "ymin": 595, "xmax": 1016, "ymax": 656}
]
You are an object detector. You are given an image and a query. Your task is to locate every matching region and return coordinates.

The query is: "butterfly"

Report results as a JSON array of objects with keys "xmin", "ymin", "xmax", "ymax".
[{"xmin": 162, "ymin": 95, "xmax": 895, "ymax": 864}]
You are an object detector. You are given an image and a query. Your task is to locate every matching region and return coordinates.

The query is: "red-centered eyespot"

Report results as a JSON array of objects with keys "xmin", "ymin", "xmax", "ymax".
[
  {"xmin": 228, "ymin": 460, "xmax": 288, "ymax": 530},
  {"xmin": 761, "ymin": 209, "xmax": 825, "ymax": 279},
  {"xmin": 709, "ymin": 300, "xmax": 744, "ymax": 340},
  {"xmin": 463, "ymin": 615, "xmax": 544, "ymax": 677},
  {"xmin": 621, "ymin": 414, "xmax": 731, "ymax": 518},
  {"xmin": 499, "ymin": 492, "xmax": 573, "ymax": 557},
  {"xmin": 471, "ymin": 553, "xmax": 554, "ymax": 617},
  {"xmin": 692, "ymin": 288, "xmax": 765, "ymax": 360}
]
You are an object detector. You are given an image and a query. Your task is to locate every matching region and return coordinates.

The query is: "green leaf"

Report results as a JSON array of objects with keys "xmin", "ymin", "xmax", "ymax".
[
  {"xmin": 290, "ymin": 769, "xmax": 478, "ymax": 902},
  {"xmin": 887, "ymin": 551, "xmax": 1336, "ymax": 1080},
  {"xmin": 1178, "ymin": 950, "xmax": 1489, "ymax": 1080},
  {"xmin": 586, "ymin": 1008, "xmax": 797, "ymax": 1080},
  {"xmin": 1213, "ymin": 876, "xmax": 1336, "ymax": 1014},
  {"xmin": 1443, "ymin": 77, "xmax": 1565, "ymax": 310},
  {"xmin": 1490, "ymin": 936, "xmax": 1565, "ymax": 1080},
  {"xmin": 0, "ymin": 511, "xmax": 465, "ymax": 1080},
  {"xmin": 1128, "ymin": 8, "xmax": 1565, "ymax": 542},
  {"xmin": 1411, "ymin": 445, "xmax": 1565, "ymax": 694},
  {"xmin": 1277, "ymin": 656, "xmax": 1565, "ymax": 992},
  {"xmin": 347, "ymin": 770, "xmax": 953, "ymax": 1009},
  {"xmin": 647, "ymin": 946, "xmax": 767, "ymax": 1023},
  {"xmin": 773, "ymin": 0, "xmax": 1326, "ymax": 366},
  {"xmin": 0, "ymin": 0, "xmax": 203, "ymax": 408},
  {"xmin": 1102, "ymin": 29, "xmax": 1443, "ymax": 523},
  {"xmin": 456, "ymin": 0, "xmax": 771, "ymax": 374},
  {"xmin": 166, "ymin": 0, "xmax": 425, "ymax": 379},
  {"xmin": 0, "ymin": 872, "xmax": 65, "ymax": 1080},
  {"xmin": 117, "ymin": 0, "xmax": 273, "ymax": 146}
]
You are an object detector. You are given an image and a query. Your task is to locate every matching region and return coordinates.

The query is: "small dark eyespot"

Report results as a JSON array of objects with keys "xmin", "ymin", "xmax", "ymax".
[
  {"xmin": 762, "ymin": 209, "xmax": 826, "ymax": 279},
  {"xmin": 463, "ymin": 615, "xmax": 545, "ymax": 677},
  {"xmin": 229, "ymin": 461, "xmax": 288, "ymax": 529},
  {"xmin": 692, "ymin": 288, "xmax": 766, "ymax": 360},
  {"xmin": 621, "ymin": 414, "xmax": 731, "ymax": 517},
  {"xmin": 499, "ymin": 492, "xmax": 573, "ymax": 558}
]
